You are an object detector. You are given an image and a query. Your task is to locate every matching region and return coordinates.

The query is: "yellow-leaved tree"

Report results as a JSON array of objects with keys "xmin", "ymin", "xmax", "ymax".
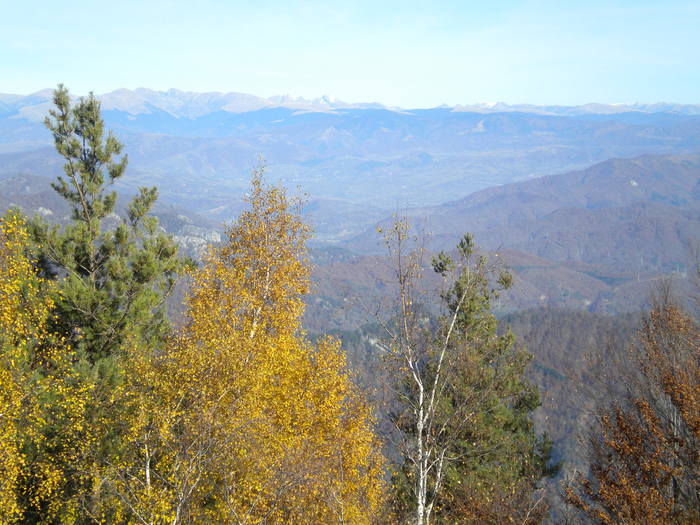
[
  {"xmin": 0, "ymin": 211, "xmax": 91, "ymax": 523},
  {"xmin": 99, "ymin": 170, "xmax": 386, "ymax": 524}
]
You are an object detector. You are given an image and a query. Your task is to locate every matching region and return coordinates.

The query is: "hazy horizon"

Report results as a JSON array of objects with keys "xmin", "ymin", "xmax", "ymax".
[
  {"xmin": 3, "ymin": 85, "xmax": 697, "ymax": 111},
  {"xmin": 2, "ymin": 1, "xmax": 698, "ymax": 108}
]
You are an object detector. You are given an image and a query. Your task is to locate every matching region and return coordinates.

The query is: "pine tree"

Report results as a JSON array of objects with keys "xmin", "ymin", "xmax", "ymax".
[
  {"xmin": 31, "ymin": 85, "xmax": 184, "ymax": 361},
  {"xmin": 379, "ymin": 221, "xmax": 552, "ymax": 525},
  {"xmin": 21, "ymin": 84, "xmax": 185, "ymax": 522}
]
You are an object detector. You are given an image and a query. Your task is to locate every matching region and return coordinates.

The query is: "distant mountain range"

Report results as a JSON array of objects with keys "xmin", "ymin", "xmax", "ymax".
[
  {"xmin": 1, "ymin": 89, "xmax": 698, "ymax": 318},
  {"xmin": 451, "ymin": 101, "xmax": 700, "ymax": 116},
  {"xmin": 3, "ymin": 88, "xmax": 700, "ymax": 121},
  {"xmin": 2, "ymin": 88, "xmax": 700, "ymax": 241},
  {"xmin": 0, "ymin": 88, "xmax": 390, "ymax": 122}
]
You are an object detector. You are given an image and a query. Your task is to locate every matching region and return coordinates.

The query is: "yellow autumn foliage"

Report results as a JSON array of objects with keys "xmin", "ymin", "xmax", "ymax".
[
  {"xmin": 103, "ymin": 173, "xmax": 386, "ymax": 524},
  {"xmin": 0, "ymin": 212, "xmax": 29, "ymax": 523},
  {"xmin": 0, "ymin": 211, "xmax": 92, "ymax": 523}
]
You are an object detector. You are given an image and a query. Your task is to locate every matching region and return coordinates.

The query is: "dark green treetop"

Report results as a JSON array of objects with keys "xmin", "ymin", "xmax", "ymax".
[{"xmin": 31, "ymin": 84, "xmax": 185, "ymax": 361}]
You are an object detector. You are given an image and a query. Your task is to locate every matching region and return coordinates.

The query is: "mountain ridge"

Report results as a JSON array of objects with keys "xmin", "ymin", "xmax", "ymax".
[
  {"xmin": 345, "ymin": 153, "xmax": 700, "ymax": 276},
  {"xmin": 2, "ymin": 88, "xmax": 700, "ymax": 122}
]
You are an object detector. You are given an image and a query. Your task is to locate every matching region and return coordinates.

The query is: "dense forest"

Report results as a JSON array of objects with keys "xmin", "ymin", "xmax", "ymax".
[{"xmin": 1, "ymin": 88, "xmax": 698, "ymax": 524}]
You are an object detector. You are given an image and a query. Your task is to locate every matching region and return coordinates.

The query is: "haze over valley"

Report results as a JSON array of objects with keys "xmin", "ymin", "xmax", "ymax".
[
  {"xmin": 3, "ymin": 88, "xmax": 700, "ymax": 245},
  {"xmin": 2, "ymin": 88, "xmax": 698, "ymax": 321}
]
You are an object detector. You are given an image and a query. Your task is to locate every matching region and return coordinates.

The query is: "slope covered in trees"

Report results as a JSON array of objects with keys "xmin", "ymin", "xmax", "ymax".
[
  {"xmin": 347, "ymin": 153, "xmax": 700, "ymax": 274},
  {"xmin": 2, "ymin": 86, "xmax": 698, "ymax": 524}
]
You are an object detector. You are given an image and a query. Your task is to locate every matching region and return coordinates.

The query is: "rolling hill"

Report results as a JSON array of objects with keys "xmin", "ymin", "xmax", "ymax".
[{"xmin": 347, "ymin": 154, "xmax": 700, "ymax": 273}]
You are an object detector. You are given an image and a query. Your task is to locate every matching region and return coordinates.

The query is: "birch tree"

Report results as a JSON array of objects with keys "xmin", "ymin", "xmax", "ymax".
[
  {"xmin": 380, "ymin": 219, "xmax": 550, "ymax": 525},
  {"xmin": 96, "ymin": 171, "xmax": 386, "ymax": 524}
]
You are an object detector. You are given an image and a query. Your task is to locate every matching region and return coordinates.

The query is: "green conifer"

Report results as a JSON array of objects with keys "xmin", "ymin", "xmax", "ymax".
[
  {"xmin": 425, "ymin": 236, "xmax": 555, "ymax": 523},
  {"xmin": 31, "ymin": 84, "xmax": 184, "ymax": 361}
]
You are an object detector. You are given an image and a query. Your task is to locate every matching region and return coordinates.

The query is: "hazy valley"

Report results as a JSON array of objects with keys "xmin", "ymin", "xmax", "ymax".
[
  {"xmin": 3, "ymin": 89, "xmax": 700, "ymax": 243},
  {"xmin": 3, "ymin": 89, "xmax": 697, "ymax": 319}
]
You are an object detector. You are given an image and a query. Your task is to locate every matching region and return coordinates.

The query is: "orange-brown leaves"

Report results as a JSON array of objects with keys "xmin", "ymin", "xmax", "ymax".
[{"xmin": 565, "ymin": 299, "xmax": 700, "ymax": 524}]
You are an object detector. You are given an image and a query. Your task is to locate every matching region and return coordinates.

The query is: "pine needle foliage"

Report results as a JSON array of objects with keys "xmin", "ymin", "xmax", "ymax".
[{"xmin": 30, "ymin": 85, "xmax": 185, "ymax": 362}]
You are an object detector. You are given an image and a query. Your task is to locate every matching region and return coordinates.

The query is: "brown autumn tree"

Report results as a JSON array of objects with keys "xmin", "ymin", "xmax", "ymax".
[{"xmin": 565, "ymin": 291, "xmax": 700, "ymax": 524}]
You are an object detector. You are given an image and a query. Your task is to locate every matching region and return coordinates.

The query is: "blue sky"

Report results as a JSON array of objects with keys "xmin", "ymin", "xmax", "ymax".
[{"xmin": 1, "ymin": 0, "xmax": 698, "ymax": 107}]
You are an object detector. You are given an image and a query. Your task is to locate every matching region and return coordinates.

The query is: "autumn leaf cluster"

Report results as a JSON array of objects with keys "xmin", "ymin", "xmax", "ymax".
[
  {"xmin": 565, "ymin": 296, "xmax": 700, "ymax": 524},
  {"xmin": 0, "ymin": 178, "xmax": 387, "ymax": 523}
]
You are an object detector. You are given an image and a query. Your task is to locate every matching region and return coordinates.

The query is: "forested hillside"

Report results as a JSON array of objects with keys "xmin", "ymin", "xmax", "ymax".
[
  {"xmin": 1, "ymin": 87, "xmax": 699, "ymax": 524},
  {"xmin": 348, "ymin": 154, "xmax": 700, "ymax": 271}
]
